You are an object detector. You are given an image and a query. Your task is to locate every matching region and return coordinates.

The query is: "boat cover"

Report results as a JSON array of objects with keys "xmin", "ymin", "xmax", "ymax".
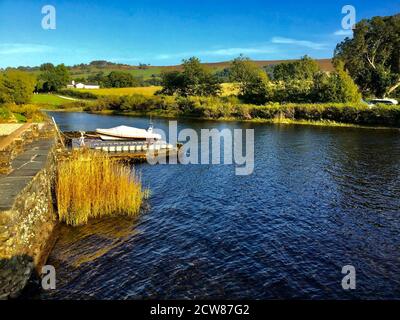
[{"xmin": 96, "ymin": 125, "xmax": 162, "ymax": 140}]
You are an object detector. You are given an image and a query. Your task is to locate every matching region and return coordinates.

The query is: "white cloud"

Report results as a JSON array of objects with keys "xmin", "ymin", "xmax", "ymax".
[
  {"xmin": 154, "ymin": 45, "xmax": 278, "ymax": 60},
  {"xmin": 271, "ymin": 37, "xmax": 327, "ymax": 50},
  {"xmin": 0, "ymin": 43, "xmax": 54, "ymax": 55},
  {"xmin": 333, "ymin": 29, "xmax": 353, "ymax": 36}
]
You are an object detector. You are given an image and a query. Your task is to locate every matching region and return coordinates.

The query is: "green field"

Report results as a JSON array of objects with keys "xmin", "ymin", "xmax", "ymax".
[
  {"xmin": 76, "ymin": 86, "xmax": 162, "ymax": 97},
  {"xmin": 75, "ymin": 83, "xmax": 238, "ymax": 97},
  {"xmin": 31, "ymin": 94, "xmax": 74, "ymax": 106},
  {"xmin": 69, "ymin": 67, "xmax": 164, "ymax": 80}
]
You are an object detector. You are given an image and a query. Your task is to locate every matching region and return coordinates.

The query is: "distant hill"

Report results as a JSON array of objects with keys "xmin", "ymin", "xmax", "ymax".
[
  {"xmin": 12, "ymin": 58, "xmax": 334, "ymax": 80},
  {"xmin": 161, "ymin": 58, "xmax": 334, "ymax": 72}
]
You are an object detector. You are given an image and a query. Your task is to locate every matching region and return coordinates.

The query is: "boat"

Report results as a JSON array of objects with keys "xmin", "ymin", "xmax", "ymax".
[{"xmin": 95, "ymin": 124, "xmax": 162, "ymax": 141}]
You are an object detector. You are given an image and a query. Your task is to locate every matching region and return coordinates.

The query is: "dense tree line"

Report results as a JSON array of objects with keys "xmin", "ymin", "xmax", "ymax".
[
  {"xmin": 86, "ymin": 71, "xmax": 161, "ymax": 88},
  {"xmin": 159, "ymin": 55, "xmax": 361, "ymax": 104}
]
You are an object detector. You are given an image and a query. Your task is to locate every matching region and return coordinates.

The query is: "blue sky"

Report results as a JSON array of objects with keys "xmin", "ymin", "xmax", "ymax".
[{"xmin": 0, "ymin": 0, "xmax": 398, "ymax": 67}]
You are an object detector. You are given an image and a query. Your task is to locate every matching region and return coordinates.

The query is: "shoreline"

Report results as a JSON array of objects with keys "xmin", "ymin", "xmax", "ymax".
[{"xmin": 46, "ymin": 108, "xmax": 400, "ymax": 131}]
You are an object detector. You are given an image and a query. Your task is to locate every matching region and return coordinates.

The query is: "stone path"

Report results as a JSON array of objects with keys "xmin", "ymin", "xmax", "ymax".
[{"xmin": 0, "ymin": 138, "xmax": 54, "ymax": 211}]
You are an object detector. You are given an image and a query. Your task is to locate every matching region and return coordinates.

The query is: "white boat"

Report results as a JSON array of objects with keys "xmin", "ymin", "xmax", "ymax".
[{"xmin": 96, "ymin": 125, "xmax": 162, "ymax": 141}]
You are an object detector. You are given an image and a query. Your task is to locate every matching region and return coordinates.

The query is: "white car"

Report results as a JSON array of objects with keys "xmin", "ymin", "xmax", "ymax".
[{"xmin": 368, "ymin": 98, "xmax": 399, "ymax": 106}]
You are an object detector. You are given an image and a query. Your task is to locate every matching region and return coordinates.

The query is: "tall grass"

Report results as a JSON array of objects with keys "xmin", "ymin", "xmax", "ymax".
[{"xmin": 56, "ymin": 149, "xmax": 144, "ymax": 226}]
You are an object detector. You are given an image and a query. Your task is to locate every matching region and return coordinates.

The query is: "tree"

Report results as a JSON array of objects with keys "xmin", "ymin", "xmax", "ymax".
[
  {"xmin": 181, "ymin": 57, "xmax": 221, "ymax": 96},
  {"xmin": 0, "ymin": 70, "xmax": 36, "ymax": 104},
  {"xmin": 159, "ymin": 71, "xmax": 184, "ymax": 95},
  {"xmin": 159, "ymin": 57, "xmax": 221, "ymax": 96},
  {"xmin": 273, "ymin": 55, "xmax": 321, "ymax": 81},
  {"xmin": 105, "ymin": 71, "xmax": 139, "ymax": 88},
  {"xmin": 312, "ymin": 62, "xmax": 361, "ymax": 103},
  {"xmin": 229, "ymin": 55, "xmax": 270, "ymax": 104},
  {"xmin": 37, "ymin": 63, "xmax": 70, "ymax": 92},
  {"xmin": 334, "ymin": 14, "xmax": 400, "ymax": 98},
  {"xmin": 138, "ymin": 63, "xmax": 150, "ymax": 70},
  {"xmin": 87, "ymin": 72, "xmax": 107, "ymax": 86}
]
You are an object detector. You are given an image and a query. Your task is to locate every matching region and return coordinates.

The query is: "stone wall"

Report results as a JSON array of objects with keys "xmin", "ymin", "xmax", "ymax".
[
  {"xmin": 0, "ymin": 123, "xmax": 54, "ymax": 175},
  {"xmin": 0, "ymin": 146, "xmax": 58, "ymax": 299}
]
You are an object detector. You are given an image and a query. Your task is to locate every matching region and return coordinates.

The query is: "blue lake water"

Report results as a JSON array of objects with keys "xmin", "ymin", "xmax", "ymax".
[{"xmin": 40, "ymin": 112, "xmax": 400, "ymax": 299}]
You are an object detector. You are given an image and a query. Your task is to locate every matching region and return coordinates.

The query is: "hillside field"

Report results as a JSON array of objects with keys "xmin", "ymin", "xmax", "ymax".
[{"xmin": 76, "ymin": 83, "xmax": 238, "ymax": 97}]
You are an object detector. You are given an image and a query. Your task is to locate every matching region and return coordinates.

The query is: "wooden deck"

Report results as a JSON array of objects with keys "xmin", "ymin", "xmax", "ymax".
[{"xmin": 62, "ymin": 131, "xmax": 181, "ymax": 163}]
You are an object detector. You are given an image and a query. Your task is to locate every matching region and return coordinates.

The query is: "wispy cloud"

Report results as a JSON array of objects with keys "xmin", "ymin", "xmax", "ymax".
[
  {"xmin": 333, "ymin": 29, "xmax": 353, "ymax": 36},
  {"xmin": 271, "ymin": 37, "xmax": 327, "ymax": 50},
  {"xmin": 154, "ymin": 45, "xmax": 278, "ymax": 60},
  {"xmin": 154, "ymin": 36, "xmax": 329, "ymax": 61},
  {"xmin": 0, "ymin": 43, "xmax": 54, "ymax": 55}
]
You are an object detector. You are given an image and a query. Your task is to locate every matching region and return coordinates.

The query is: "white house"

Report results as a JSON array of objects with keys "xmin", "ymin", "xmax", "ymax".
[{"xmin": 67, "ymin": 80, "xmax": 100, "ymax": 90}]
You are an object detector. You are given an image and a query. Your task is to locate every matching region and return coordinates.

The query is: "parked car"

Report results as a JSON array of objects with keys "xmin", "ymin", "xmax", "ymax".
[{"xmin": 368, "ymin": 98, "xmax": 399, "ymax": 107}]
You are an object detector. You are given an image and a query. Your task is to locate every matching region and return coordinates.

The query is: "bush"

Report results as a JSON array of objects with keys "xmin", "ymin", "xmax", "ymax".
[
  {"xmin": 4, "ymin": 103, "xmax": 47, "ymax": 122},
  {"xmin": 0, "ymin": 106, "xmax": 13, "ymax": 121},
  {"xmin": 58, "ymin": 101, "xmax": 89, "ymax": 110}
]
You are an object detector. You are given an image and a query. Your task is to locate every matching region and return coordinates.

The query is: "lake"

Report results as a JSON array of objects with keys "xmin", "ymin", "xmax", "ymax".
[{"xmin": 40, "ymin": 112, "xmax": 400, "ymax": 299}]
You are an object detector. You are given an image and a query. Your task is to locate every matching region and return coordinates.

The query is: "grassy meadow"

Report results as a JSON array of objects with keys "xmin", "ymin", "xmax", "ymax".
[
  {"xmin": 31, "ymin": 94, "xmax": 75, "ymax": 106},
  {"xmin": 76, "ymin": 86, "xmax": 162, "ymax": 97},
  {"xmin": 74, "ymin": 83, "xmax": 238, "ymax": 97}
]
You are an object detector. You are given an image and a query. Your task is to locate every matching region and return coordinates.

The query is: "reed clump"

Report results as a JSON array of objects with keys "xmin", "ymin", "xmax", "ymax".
[{"xmin": 56, "ymin": 149, "xmax": 144, "ymax": 226}]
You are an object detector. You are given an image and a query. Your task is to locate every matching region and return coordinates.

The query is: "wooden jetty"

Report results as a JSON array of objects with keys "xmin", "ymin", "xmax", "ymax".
[{"xmin": 61, "ymin": 131, "xmax": 181, "ymax": 163}]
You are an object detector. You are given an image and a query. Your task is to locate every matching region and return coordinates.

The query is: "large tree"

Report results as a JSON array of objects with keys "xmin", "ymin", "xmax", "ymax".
[
  {"xmin": 159, "ymin": 57, "xmax": 221, "ymax": 96},
  {"xmin": 37, "ymin": 63, "xmax": 70, "ymax": 92},
  {"xmin": 181, "ymin": 57, "xmax": 221, "ymax": 96},
  {"xmin": 229, "ymin": 55, "xmax": 270, "ymax": 104},
  {"xmin": 334, "ymin": 14, "xmax": 400, "ymax": 98},
  {"xmin": 105, "ymin": 71, "xmax": 139, "ymax": 88},
  {"xmin": 159, "ymin": 71, "xmax": 185, "ymax": 95}
]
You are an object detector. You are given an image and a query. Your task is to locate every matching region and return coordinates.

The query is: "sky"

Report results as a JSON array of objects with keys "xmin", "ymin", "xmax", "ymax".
[{"xmin": 0, "ymin": 0, "xmax": 398, "ymax": 68}]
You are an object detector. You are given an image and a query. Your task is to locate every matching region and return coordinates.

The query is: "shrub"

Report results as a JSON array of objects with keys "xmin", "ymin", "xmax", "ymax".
[
  {"xmin": 58, "ymin": 101, "xmax": 89, "ymax": 110},
  {"xmin": 5, "ymin": 103, "xmax": 47, "ymax": 122}
]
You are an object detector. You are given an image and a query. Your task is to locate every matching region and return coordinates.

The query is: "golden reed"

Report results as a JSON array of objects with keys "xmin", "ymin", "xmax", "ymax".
[{"xmin": 56, "ymin": 149, "xmax": 143, "ymax": 226}]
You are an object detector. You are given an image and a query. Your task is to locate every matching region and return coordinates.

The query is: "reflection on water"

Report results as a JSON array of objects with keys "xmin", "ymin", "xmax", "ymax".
[
  {"xmin": 51, "ymin": 216, "xmax": 140, "ymax": 268},
  {"xmin": 41, "ymin": 112, "xmax": 400, "ymax": 299}
]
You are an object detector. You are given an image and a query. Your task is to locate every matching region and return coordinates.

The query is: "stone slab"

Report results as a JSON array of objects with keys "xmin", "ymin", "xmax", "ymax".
[{"xmin": 0, "ymin": 138, "xmax": 53, "ymax": 211}]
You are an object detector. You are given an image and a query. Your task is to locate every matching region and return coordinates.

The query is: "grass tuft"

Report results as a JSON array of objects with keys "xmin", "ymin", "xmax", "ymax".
[{"xmin": 56, "ymin": 149, "xmax": 144, "ymax": 226}]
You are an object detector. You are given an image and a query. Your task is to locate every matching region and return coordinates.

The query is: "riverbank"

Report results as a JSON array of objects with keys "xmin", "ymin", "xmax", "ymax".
[
  {"xmin": 45, "ymin": 93, "xmax": 400, "ymax": 129},
  {"xmin": 84, "ymin": 109, "xmax": 400, "ymax": 130}
]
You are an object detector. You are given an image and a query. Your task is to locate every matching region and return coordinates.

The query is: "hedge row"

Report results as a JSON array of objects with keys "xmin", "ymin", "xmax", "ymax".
[
  {"xmin": 84, "ymin": 94, "xmax": 400, "ymax": 127},
  {"xmin": 57, "ymin": 89, "xmax": 98, "ymax": 100}
]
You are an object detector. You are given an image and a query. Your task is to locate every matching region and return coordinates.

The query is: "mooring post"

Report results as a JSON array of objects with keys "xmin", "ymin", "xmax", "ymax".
[{"xmin": 52, "ymin": 117, "xmax": 66, "ymax": 149}]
